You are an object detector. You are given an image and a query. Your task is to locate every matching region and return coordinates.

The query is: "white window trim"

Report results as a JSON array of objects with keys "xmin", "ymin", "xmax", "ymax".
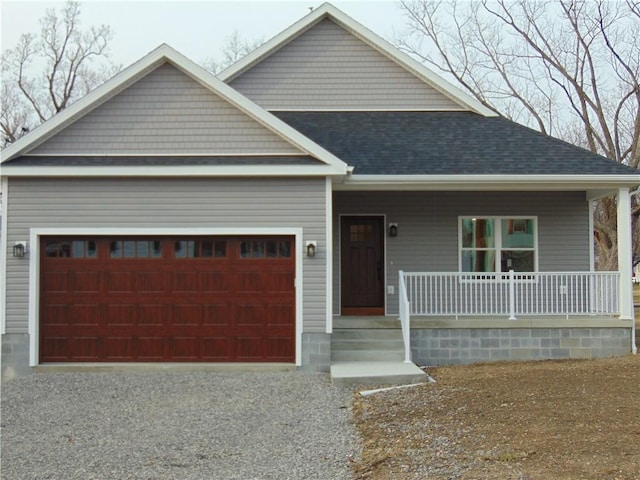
[
  {"xmin": 28, "ymin": 227, "xmax": 304, "ymax": 367},
  {"xmin": 458, "ymin": 216, "xmax": 539, "ymax": 274}
]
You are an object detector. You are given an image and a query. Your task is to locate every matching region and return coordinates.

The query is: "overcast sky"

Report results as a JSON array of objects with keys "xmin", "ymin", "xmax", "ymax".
[{"xmin": 1, "ymin": 1, "xmax": 408, "ymax": 68}]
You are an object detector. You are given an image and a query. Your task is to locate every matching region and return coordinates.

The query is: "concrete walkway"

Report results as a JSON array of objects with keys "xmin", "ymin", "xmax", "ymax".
[{"xmin": 330, "ymin": 361, "xmax": 428, "ymax": 386}]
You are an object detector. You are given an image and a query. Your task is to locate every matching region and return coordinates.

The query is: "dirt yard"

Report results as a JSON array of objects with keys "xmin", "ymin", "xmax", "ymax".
[{"xmin": 351, "ymin": 354, "xmax": 640, "ymax": 479}]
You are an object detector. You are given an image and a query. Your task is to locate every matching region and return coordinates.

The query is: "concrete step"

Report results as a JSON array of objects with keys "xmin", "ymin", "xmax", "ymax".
[
  {"xmin": 332, "ymin": 339, "xmax": 404, "ymax": 351},
  {"xmin": 330, "ymin": 361, "xmax": 428, "ymax": 386},
  {"xmin": 332, "ymin": 350, "xmax": 404, "ymax": 362},
  {"xmin": 332, "ymin": 329, "xmax": 404, "ymax": 340},
  {"xmin": 331, "ymin": 327, "xmax": 405, "ymax": 361},
  {"xmin": 333, "ymin": 316, "xmax": 400, "ymax": 329}
]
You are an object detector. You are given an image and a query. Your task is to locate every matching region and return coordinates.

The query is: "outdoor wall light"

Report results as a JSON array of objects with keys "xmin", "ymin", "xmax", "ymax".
[
  {"xmin": 13, "ymin": 241, "xmax": 27, "ymax": 258},
  {"xmin": 306, "ymin": 241, "xmax": 317, "ymax": 257},
  {"xmin": 389, "ymin": 223, "xmax": 398, "ymax": 237}
]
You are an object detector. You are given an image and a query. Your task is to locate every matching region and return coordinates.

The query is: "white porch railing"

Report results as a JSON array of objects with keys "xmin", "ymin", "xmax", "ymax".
[{"xmin": 402, "ymin": 271, "xmax": 620, "ymax": 319}]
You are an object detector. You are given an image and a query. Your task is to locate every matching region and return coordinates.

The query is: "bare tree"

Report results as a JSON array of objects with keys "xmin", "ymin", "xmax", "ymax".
[
  {"xmin": 1, "ymin": 1, "xmax": 119, "ymax": 147},
  {"xmin": 397, "ymin": 0, "xmax": 640, "ymax": 270},
  {"xmin": 201, "ymin": 30, "xmax": 264, "ymax": 74}
]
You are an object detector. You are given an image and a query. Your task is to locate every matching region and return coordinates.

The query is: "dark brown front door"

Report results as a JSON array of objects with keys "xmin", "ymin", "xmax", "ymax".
[
  {"xmin": 340, "ymin": 216, "xmax": 385, "ymax": 315},
  {"xmin": 39, "ymin": 236, "xmax": 295, "ymax": 363}
]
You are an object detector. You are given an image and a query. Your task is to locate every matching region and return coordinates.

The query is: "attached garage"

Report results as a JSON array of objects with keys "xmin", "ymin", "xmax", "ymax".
[{"xmin": 39, "ymin": 236, "xmax": 296, "ymax": 363}]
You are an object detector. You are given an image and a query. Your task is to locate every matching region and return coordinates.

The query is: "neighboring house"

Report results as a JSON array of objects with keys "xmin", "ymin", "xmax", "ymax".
[{"xmin": 1, "ymin": 3, "xmax": 638, "ymax": 378}]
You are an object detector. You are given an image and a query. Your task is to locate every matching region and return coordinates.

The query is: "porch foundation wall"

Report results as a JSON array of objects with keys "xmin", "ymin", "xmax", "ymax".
[
  {"xmin": 299, "ymin": 333, "xmax": 331, "ymax": 372},
  {"xmin": 410, "ymin": 327, "xmax": 632, "ymax": 366},
  {"xmin": 2, "ymin": 334, "xmax": 32, "ymax": 380}
]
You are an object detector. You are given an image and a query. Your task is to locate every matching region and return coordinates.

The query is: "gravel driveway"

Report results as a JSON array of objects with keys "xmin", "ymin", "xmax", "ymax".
[{"xmin": 1, "ymin": 370, "xmax": 359, "ymax": 479}]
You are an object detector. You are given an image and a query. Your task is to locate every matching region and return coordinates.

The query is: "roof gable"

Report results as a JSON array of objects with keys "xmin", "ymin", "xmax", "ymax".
[
  {"xmin": 220, "ymin": 3, "xmax": 495, "ymax": 115},
  {"xmin": 228, "ymin": 18, "xmax": 464, "ymax": 111},
  {"xmin": 30, "ymin": 63, "xmax": 302, "ymax": 156},
  {"xmin": 1, "ymin": 44, "xmax": 348, "ymax": 173}
]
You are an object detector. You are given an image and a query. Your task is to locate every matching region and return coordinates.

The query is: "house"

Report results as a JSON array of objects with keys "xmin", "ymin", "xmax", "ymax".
[{"xmin": 1, "ymin": 3, "xmax": 638, "ymax": 379}]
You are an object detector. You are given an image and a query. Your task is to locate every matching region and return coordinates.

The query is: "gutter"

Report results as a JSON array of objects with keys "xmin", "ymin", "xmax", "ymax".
[{"xmin": 334, "ymin": 174, "xmax": 640, "ymax": 192}]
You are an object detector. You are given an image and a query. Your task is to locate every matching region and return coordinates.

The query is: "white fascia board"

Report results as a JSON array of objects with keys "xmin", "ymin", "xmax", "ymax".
[
  {"xmin": 335, "ymin": 174, "xmax": 640, "ymax": 192},
  {"xmin": 1, "ymin": 44, "xmax": 348, "ymax": 174},
  {"xmin": 219, "ymin": 3, "xmax": 495, "ymax": 117},
  {"xmin": 0, "ymin": 164, "xmax": 347, "ymax": 177}
]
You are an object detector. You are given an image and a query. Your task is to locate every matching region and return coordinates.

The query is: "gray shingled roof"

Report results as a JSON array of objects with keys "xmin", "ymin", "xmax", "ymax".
[
  {"xmin": 4, "ymin": 156, "xmax": 321, "ymax": 166},
  {"xmin": 275, "ymin": 111, "xmax": 638, "ymax": 176}
]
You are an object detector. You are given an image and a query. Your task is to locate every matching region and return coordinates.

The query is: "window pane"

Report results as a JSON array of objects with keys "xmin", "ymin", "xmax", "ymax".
[
  {"xmin": 137, "ymin": 241, "xmax": 149, "ymax": 258},
  {"xmin": 214, "ymin": 241, "xmax": 226, "ymax": 257},
  {"xmin": 151, "ymin": 241, "xmax": 162, "ymax": 258},
  {"xmin": 501, "ymin": 251, "xmax": 535, "ymax": 272},
  {"xmin": 199, "ymin": 241, "xmax": 213, "ymax": 258},
  {"xmin": 502, "ymin": 219, "xmax": 534, "ymax": 248},
  {"xmin": 110, "ymin": 241, "xmax": 122, "ymax": 258},
  {"xmin": 174, "ymin": 241, "xmax": 187, "ymax": 258},
  {"xmin": 46, "ymin": 241, "xmax": 71, "ymax": 258},
  {"xmin": 462, "ymin": 219, "xmax": 495, "ymax": 248},
  {"xmin": 123, "ymin": 240, "xmax": 136, "ymax": 258},
  {"xmin": 266, "ymin": 241, "xmax": 278, "ymax": 258},
  {"xmin": 279, "ymin": 241, "xmax": 291, "ymax": 258},
  {"xmin": 253, "ymin": 241, "xmax": 265, "ymax": 258},
  {"xmin": 86, "ymin": 241, "xmax": 97, "ymax": 258},
  {"xmin": 71, "ymin": 241, "xmax": 84, "ymax": 258},
  {"xmin": 240, "ymin": 242, "xmax": 250, "ymax": 258},
  {"xmin": 462, "ymin": 250, "xmax": 496, "ymax": 272}
]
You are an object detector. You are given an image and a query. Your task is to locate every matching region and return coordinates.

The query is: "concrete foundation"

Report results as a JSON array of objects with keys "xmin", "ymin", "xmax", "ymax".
[
  {"xmin": 411, "ymin": 327, "xmax": 632, "ymax": 366},
  {"xmin": 299, "ymin": 333, "xmax": 331, "ymax": 372},
  {"xmin": 2, "ymin": 333, "xmax": 32, "ymax": 380}
]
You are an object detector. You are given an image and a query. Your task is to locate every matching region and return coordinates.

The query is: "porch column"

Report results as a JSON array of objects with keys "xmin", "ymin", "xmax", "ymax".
[{"xmin": 617, "ymin": 187, "xmax": 633, "ymax": 320}]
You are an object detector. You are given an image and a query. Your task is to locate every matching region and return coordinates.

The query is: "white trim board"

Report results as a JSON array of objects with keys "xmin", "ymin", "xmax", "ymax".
[
  {"xmin": 1, "ymin": 164, "xmax": 345, "ymax": 178},
  {"xmin": 27, "ymin": 227, "xmax": 305, "ymax": 367},
  {"xmin": 0, "ymin": 177, "xmax": 8, "ymax": 334}
]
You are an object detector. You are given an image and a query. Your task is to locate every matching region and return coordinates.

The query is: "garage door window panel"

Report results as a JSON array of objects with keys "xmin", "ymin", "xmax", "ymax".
[
  {"xmin": 174, "ymin": 239, "xmax": 226, "ymax": 258},
  {"xmin": 46, "ymin": 240, "xmax": 97, "ymax": 258},
  {"xmin": 110, "ymin": 240, "xmax": 163, "ymax": 259},
  {"xmin": 240, "ymin": 239, "xmax": 291, "ymax": 259}
]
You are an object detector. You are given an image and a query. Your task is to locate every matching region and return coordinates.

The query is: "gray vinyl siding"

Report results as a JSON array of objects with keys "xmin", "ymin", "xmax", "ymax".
[
  {"xmin": 4, "ymin": 177, "xmax": 327, "ymax": 334},
  {"xmin": 229, "ymin": 19, "xmax": 464, "ymax": 111},
  {"xmin": 30, "ymin": 64, "xmax": 300, "ymax": 155},
  {"xmin": 333, "ymin": 191, "xmax": 590, "ymax": 315}
]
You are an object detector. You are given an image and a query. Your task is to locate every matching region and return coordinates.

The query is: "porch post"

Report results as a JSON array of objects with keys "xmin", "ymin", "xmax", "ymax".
[{"xmin": 616, "ymin": 188, "xmax": 634, "ymax": 320}]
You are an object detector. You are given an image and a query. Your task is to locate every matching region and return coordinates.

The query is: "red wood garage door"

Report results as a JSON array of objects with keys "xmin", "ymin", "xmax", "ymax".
[{"xmin": 40, "ymin": 236, "xmax": 295, "ymax": 362}]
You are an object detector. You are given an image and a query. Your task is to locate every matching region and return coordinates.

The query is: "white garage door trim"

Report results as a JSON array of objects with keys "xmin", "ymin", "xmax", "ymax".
[{"xmin": 29, "ymin": 227, "xmax": 304, "ymax": 366}]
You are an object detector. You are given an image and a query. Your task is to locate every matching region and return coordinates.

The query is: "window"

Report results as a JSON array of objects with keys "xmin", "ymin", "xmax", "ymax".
[
  {"xmin": 46, "ymin": 240, "xmax": 97, "ymax": 258},
  {"xmin": 174, "ymin": 239, "xmax": 226, "ymax": 258},
  {"xmin": 110, "ymin": 240, "xmax": 162, "ymax": 259},
  {"xmin": 240, "ymin": 239, "xmax": 291, "ymax": 259},
  {"xmin": 460, "ymin": 217, "xmax": 536, "ymax": 273}
]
